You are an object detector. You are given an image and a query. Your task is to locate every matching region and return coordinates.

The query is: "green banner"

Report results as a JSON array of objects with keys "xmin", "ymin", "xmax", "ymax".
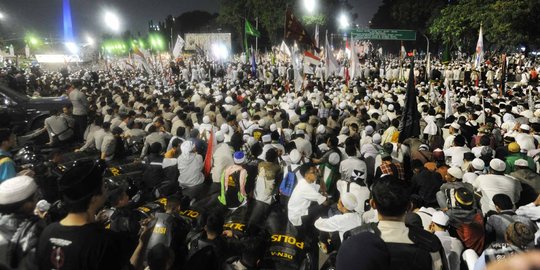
[{"xmin": 351, "ymin": 29, "xmax": 416, "ymax": 41}]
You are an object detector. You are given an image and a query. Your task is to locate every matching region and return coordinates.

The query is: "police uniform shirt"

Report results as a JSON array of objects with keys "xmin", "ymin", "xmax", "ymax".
[{"xmin": 44, "ymin": 115, "xmax": 73, "ymax": 141}]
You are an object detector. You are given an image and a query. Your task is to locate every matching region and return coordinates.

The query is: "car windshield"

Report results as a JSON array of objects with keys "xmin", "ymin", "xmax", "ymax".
[{"xmin": 0, "ymin": 84, "xmax": 30, "ymax": 102}]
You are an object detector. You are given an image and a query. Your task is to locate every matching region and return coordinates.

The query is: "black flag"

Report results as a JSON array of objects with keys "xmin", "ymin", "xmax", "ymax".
[{"xmin": 398, "ymin": 60, "xmax": 420, "ymax": 143}]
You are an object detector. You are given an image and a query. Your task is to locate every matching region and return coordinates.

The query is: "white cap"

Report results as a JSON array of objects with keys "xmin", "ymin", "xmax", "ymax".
[
  {"xmin": 180, "ymin": 140, "xmax": 195, "ymax": 154},
  {"xmin": 203, "ymin": 116, "xmax": 210, "ymax": 124},
  {"xmin": 514, "ymin": 159, "xmax": 529, "ymax": 167},
  {"xmin": 215, "ymin": 131, "xmax": 225, "ymax": 142},
  {"xmin": 373, "ymin": 133, "xmax": 382, "ymax": 144},
  {"xmin": 431, "ymin": 211, "xmax": 450, "ymax": 227},
  {"xmin": 365, "ymin": 125, "xmax": 374, "ymax": 135},
  {"xmin": 520, "ymin": 124, "xmax": 531, "ymax": 131},
  {"xmin": 316, "ymin": 125, "xmax": 326, "ymax": 134},
  {"xmin": 447, "ymin": 167, "xmax": 463, "ymax": 179},
  {"xmin": 270, "ymin": 124, "xmax": 277, "ymax": 132},
  {"xmin": 387, "ymin": 104, "xmax": 395, "ymax": 111},
  {"xmin": 451, "ymin": 123, "xmax": 461, "ymax": 130},
  {"xmin": 489, "ymin": 158, "xmax": 506, "ymax": 172},
  {"xmin": 329, "ymin": 152, "xmax": 340, "ymax": 165},
  {"xmin": 262, "ymin": 134, "xmax": 272, "ymax": 143},
  {"xmin": 242, "ymin": 112, "xmax": 249, "ymax": 119},
  {"xmin": 290, "ymin": 149, "xmax": 301, "ymax": 164},
  {"xmin": 220, "ymin": 123, "xmax": 229, "ymax": 133},
  {"xmin": 341, "ymin": 192, "xmax": 358, "ymax": 211},
  {"xmin": 471, "ymin": 158, "xmax": 485, "ymax": 171},
  {"xmin": 0, "ymin": 176, "xmax": 37, "ymax": 205}
]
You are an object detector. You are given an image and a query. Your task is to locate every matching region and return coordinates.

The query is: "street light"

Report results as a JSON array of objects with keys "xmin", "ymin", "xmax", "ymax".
[
  {"xmin": 338, "ymin": 13, "xmax": 349, "ymax": 30},
  {"xmin": 303, "ymin": 0, "xmax": 316, "ymax": 14},
  {"xmin": 103, "ymin": 10, "xmax": 121, "ymax": 33},
  {"xmin": 85, "ymin": 34, "xmax": 95, "ymax": 46}
]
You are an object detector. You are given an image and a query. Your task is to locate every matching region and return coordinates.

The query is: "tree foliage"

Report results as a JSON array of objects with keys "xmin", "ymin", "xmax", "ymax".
[
  {"xmin": 429, "ymin": 0, "xmax": 540, "ymax": 50},
  {"xmin": 217, "ymin": 0, "xmax": 357, "ymax": 49}
]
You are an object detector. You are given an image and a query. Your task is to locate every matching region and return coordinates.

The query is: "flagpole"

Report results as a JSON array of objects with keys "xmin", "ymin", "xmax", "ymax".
[{"xmin": 255, "ymin": 17, "xmax": 259, "ymax": 54}]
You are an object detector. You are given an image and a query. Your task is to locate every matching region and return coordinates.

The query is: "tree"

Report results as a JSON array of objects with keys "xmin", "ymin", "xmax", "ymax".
[{"xmin": 429, "ymin": 0, "xmax": 540, "ymax": 51}]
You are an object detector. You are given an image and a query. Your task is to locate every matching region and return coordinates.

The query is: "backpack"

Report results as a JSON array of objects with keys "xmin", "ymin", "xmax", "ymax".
[
  {"xmin": 279, "ymin": 165, "xmax": 301, "ymax": 197},
  {"xmin": 344, "ymin": 222, "xmax": 449, "ymax": 270},
  {"xmin": 224, "ymin": 170, "xmax": 242, "ymax": 208}
]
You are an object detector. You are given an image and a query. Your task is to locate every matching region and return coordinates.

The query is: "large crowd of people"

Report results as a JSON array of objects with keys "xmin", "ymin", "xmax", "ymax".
[{"xmin": 0, "ymin": 49, "xmax": 539, "ymax": 270}]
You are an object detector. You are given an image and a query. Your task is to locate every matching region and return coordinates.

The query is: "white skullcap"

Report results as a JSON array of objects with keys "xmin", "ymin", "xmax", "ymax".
[
  {"xmin": 242, "ymin": 112, "xmax": 249, "ymax": 119},
  {"xmin": 329, "ymin": 152, "xmax": 340, "ymax": 165},
  {"xmin": 489, "ymin": 158, "xmax": 506, "ymax": 172},
  {"xmin": 289, "ymin": 149, "xmax": 301, "ymax": 164},
  {"xmin": 270, "ymin": 124, "xmax": 277, "ymax": 132},
  {"xmin": 373, "ymin": 133, "xmax": 382, "ymax": 144},
  {"xmin": 215, "ymin": 131, "xmax": 225, "ymax": 142},
  {"xmin": 316, "ymin": 125, "xmax": 326, "ymax": 134},
  {"xmin": 203, "ymin": 116, "xmax": 210, "ymax": 124},
  {"xmin": 450, "ymin": 123, "xmax": 461, "ymax": 130},
  {"xmin": 447, "ymin": 167, "xmax": 463, "ymax": 179},
  {"xmin": 431, "ymin": 211, "xmax": 450, "ymax": 227},
  {"xmin": 262, "ymin": 134, "xmax": 271, "ymax": 143},
  {"xmin": 514, "ymin": 159, "xmax": 529, "ymax": 167},
  {"xmin": 341, "ymin": 193, "xmax": 358, "ymax": 211},
  {"xmin": 220, "ymin": 124, "xmax": 230, "ymax": 133},
  {"xmin": 0, "ymin": 176, "xmax": 37, "ymax": 205},
  {"xmin": 471, "ymin": 158, "xmax": 485, "ymax": 171}
]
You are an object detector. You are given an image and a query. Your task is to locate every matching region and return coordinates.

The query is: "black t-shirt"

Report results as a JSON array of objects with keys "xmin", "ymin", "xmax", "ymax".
[{"xmin": 37, "ymin": 222, "xmax": 131, "ymax": 270}]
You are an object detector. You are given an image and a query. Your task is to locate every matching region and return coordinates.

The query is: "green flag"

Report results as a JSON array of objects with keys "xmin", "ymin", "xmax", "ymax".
[{"xmin": 245, "ymin": 20, "xmax": 260, "ymax": 37}]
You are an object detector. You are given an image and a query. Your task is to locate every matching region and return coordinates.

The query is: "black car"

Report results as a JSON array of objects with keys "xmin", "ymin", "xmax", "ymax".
[{"xmin": 0, "ymin": 84, "xmax": 71, "ymax": 134}]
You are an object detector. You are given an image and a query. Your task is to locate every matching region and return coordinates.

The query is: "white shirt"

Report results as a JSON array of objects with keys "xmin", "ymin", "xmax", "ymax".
[
  {"xmin": 515, "ymin": 133, "xmax": 536, "ymax": 152},
  {"xmin": 434, "ymin": 231, "xmax": 464, "ymax": 270},
  {"xmin": 339, "ymin": 157, "xmax": 367, "ymax": 182},
  {"xmin": 314, "ymin": 212, "xmax": 362, "ymax": 241},
  {"xmin": 476, "ymin": 174, "xmax": 522, "ymax": 214},
  {"xmin": 287, "ymin": 178, "xmax": 326, "ymax": 226},
  {"xmin": 444, "ymin": 146, "xmax": 471, "ymax": 168},
  {"xmin": 336, "ymin": 180, "xmax": 370, "ymax": 214},
  {"xmin": 443, "ymin": 134, "xmax": 456, "ymax": 150}
]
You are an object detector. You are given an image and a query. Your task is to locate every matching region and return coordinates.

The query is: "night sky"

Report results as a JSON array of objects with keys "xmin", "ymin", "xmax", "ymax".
[{"xmin": 0, "ymin": 0, "xmax": 382, "ymax": 39}]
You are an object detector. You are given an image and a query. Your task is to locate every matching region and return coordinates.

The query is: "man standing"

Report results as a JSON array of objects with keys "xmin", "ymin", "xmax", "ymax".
[
  {"xmin": 429, "ymin": 211, "xmax": 464, "ymax": 270},
  {"xmin": 0, "ymin": 129, "xmax": 16, "ymax": 182},
  {"xmin": 67, "ymin": 80, "xmax": 89, "ymax": 143}
]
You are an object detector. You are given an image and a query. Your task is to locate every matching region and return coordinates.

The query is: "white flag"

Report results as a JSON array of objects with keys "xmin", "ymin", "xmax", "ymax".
[
  {"xmin": 325, "ymin": 32, "xmax": 339, "ymax": 76},
  {"xmin": 172, "ymin": 35, "xmax": 185, "ymax": 58},
  {"xmin": 9, "ymin": 45, "xmax": 14, "ymax": 56},
  {"xmin": 445, "ymin": 84, "xmax": 453, "ymax": 119},
  {"xmin": 25, "ymin": 44, "xmax": 30, "ymax": 58},
  {"xmin": 314, "ymin": 24, "xmax": 319, "ymax": 48},
  {"xmin": 291, "ymin": 44, "xmax": 303, "ymax": 92},
  {"xmin": 279, "ymin": 40, "xmax": 291, "ymax": 57},
  {"xmin": 350, "ymin": 39, "xmax": 359, "ymax": 79},
  {"xmin": 473, "ymin": 25, "xmax": 483, "ymax": 70}
]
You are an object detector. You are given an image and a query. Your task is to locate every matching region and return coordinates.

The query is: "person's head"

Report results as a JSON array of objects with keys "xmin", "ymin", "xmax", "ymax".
[
  {"xmin": 453, "ymin": 135, "xmax": 466, "ymax": 147},
  {"xmin": 107, "ymin": 186, "xmax": 129, "ymax": 208},
  {"xmin": 0, "ymin": 128, "xmax": 16, "ymax": 150},
  {"xmin": 454, "ymin": 187, "xmax": 474, "ymax": 210},
  {"xmin": 445, "ymin": 167, "xmax": 463, "ymax": 182},
  {"xmin": 299, "ymin": 163, "xmax": 319, "ymax": 184},
  {"xmin": 505, "ymin": 222, "xmax": 535, "ymax": 249},
  {"xmin": 338, "ymin": 192, "xmax": 358, "ymax": 213},
  {"xmin": 204, "ymin": 213, "xmax": 224, "ymax": 239},
  {"xmin": 58, "ymin": 159, "xmax": 107, "ymax": 215},
  {"xmin": 180, "ymin": 141, "xmax": 196, "ymax": 155},
  {"xmin": 370, "ymin": 175, "xmax": 411, "ymax": 220},
  {"xmin": 149, "ymin": 142, "xmax": 163, "ymax": 155},
  {"xmin": 411, "ymin": 159, "xmax": 424, "ymax": 174},
  {"xmin": 175, "ymin": 126, "xmax": 186, "ymax": 138},
  {"xmin": 147, "ymin": 243, "xmax": 175, "ymax": 270},
  {"xmin": 489, "ymin": 158, "xmax": 507, "ymax": 175},
  {"xmin": 0, "ymin": 176, "xmax": 37, "ymax": 215},
  {"xmin": 492, "ymin": 193, "xmax": 514, "ymax": 212},
  {"xmin": 345, "ymin": 144, "xmax": 357, "ymax": 157},
  {"xmin": 170, "ymin": 138, "xmax": 181, "ymax": 151},
  {"xmin": 165, "ymin": 195, "xmax": 181, "ymax": 214},
  {"xmin": 265, "ymin": 148, "xmax": 278, "ymax": 163},
  {"xmin": 429, "ymin": 211, "xmax": 449, "ymax": 233}
]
